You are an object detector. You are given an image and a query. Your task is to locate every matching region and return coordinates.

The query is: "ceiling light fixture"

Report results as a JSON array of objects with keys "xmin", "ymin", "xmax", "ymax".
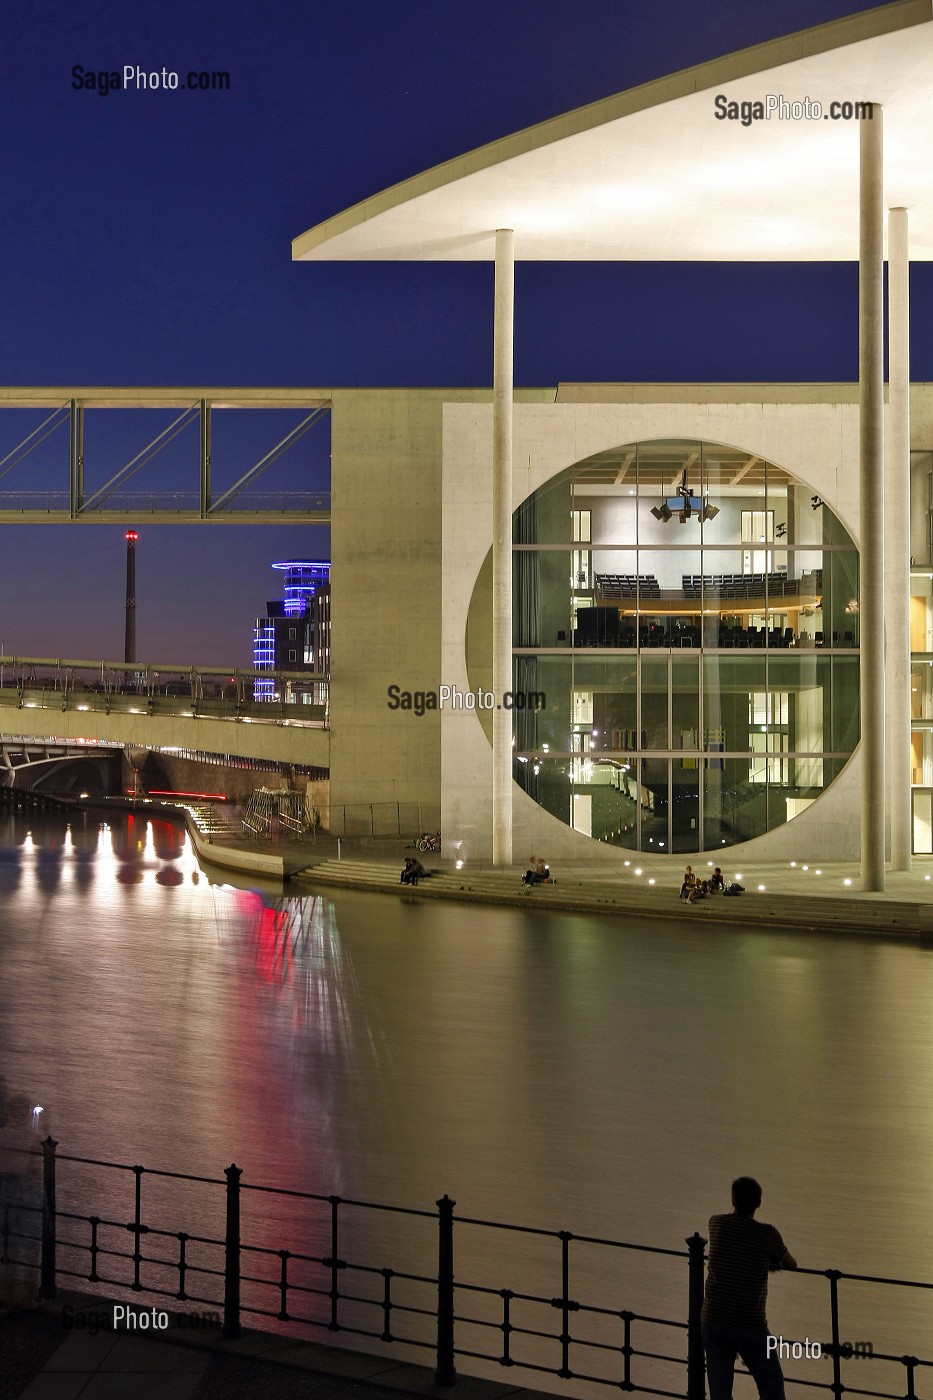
[{"xmin": 651, "ymin": 469, "xmax": 718, "ymax": 525}]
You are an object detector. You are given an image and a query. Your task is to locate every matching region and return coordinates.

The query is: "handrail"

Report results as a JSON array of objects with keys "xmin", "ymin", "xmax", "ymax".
[
  {"xmin": 0, "ymin": 655, "xmax": 325, "ymax": 681},
  {"xmin": 7, "ymin": 1141, "xmax": 928, "ymax": 1400}
]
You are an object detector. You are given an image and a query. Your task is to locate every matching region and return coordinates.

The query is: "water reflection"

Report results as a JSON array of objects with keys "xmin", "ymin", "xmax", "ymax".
[{"xmin": 0, "ymin": 811, "xmax": 931, "ymax": 1379}]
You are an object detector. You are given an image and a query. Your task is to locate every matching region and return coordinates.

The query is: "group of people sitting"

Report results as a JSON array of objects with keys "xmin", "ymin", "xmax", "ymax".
[
  {"xmin": 680, "ymin": 865, "xmax": 744, "ymax": 901},
  {"xmin": 400, "ymin": 857, "xmax": 427, "ymax": 885},
  {"xmin": 521, "ymin": 855, "xmax": 553, "ymax": 886}
]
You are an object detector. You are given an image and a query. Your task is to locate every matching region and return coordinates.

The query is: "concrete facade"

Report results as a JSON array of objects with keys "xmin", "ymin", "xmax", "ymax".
[
  {"xmin": 328, "ymin": 387, "xmax": 551, "ymax": 832},
  {"xmin": 325, "ymin": 382, "xmax": 933, "ymax": 869}
]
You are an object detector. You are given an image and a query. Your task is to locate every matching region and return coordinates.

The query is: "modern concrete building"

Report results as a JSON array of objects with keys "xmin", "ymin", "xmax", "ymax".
[{"xmin": 294, "ymin": 0, "xmax": 933, "ymax": 885}]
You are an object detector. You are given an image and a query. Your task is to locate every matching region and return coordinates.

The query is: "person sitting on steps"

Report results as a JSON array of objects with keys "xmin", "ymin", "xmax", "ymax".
[
  {"xmin": 522, "ymin": 856, "xmax": 554, "ymax": 887},
  {"xmin": 400, "ymin": 857, "xmax": 427, "ymax": 885}
]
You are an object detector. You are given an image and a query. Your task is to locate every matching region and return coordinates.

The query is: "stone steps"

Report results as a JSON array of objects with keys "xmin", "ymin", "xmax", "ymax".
[
  {"xmin": 294, "ymin": 859, "xmax": 933, "ymax": 940},
  {"xmin": 185, "ymin": 801, "xmax": 241, "ymax": 837},
  {"xmin": 301, "ymin": 858, "xmax": 430, "ymax": 891}
]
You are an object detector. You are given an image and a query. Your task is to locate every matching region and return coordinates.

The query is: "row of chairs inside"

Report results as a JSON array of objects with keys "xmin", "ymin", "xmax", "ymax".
[
  {"xmin": 597, "ymin": 582, "xmax": 662, "ymax": 598},
  {"xmin": 596, "ymin": 569, "xmax": 825, "ymax": 585},
  {"xmin": 683, "ymin": 573, "xmax": 793, "ymax": 599},
  {"xmin": 596, "ymin": 571, "xmax": 825, "ymax": 600},
  {"xmin": 569, "ymin": 626, "xmax": 855, "ymax": 648}
]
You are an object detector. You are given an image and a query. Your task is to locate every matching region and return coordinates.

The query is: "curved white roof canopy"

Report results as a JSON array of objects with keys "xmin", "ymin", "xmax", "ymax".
[{"xmin": 293, "ymin": 0, "xmax": 933, "ymax": 263}]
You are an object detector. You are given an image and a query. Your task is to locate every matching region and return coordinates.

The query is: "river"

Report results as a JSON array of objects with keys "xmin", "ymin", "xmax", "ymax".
[{"xmin": 0, "ymin": 808, "xmax": 930, "ymax": 1391}]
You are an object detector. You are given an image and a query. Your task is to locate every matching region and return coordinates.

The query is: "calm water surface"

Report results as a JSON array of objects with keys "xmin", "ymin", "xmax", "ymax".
[{"xmin": 1, "ymin": 809, "xmax": 931, "ymax": 1381}]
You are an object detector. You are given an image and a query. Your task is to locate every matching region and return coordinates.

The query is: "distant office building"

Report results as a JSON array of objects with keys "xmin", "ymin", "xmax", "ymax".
[{"xmin": 253, "ymin": 560, "xmax": 330, "ymax": 702}]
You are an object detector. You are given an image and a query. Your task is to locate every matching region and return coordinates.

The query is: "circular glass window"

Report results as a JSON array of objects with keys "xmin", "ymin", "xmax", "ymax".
[{"xmin": 469, "ymin": 439, "xmax": 860, "ymax": 854}]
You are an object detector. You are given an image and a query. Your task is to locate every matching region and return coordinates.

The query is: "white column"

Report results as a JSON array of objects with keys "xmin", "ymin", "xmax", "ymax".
[
  {"xmin": 492, "ymin": 229, "xmax": 514, "ymax": 867},
  {"xmin": 887, "ymin": 207, "xmax": 911, "ymax": 870},
  {"xmin": 860, "ymin": 109, "xmax": 885, "ymax": 892}
]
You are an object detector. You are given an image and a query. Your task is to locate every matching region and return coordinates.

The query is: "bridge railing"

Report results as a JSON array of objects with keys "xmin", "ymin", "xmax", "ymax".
[
  {"xmin": 0, "ymin": 656, "xmax": 328, "ymax": 727},
  {"xmin": 4, "ymin": 1140, "xmax": 930, "ymax": 1400},
  {"xmin": 0, "ymin": 491, "xmax": 330, "ymax": 517}
]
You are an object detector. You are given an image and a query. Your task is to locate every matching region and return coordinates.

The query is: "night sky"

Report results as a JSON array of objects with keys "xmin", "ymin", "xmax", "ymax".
[{"xmin": 0, "ymin": 0, "xmax": 925, "ymax": 665}]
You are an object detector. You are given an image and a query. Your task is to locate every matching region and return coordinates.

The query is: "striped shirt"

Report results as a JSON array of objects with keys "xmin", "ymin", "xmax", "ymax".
[{"xmin": 701, "ymin": 1213, "xmax": 788, "ymax": 1327}]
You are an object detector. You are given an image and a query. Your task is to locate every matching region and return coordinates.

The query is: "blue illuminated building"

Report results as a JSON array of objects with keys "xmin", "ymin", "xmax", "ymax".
[
  {"xmin": 273, "ymin": 560, "xmax": 331, "ymax": 617},
  {"xmin": 253, "ymin": 560, "xmax": 331, "ymax": 701}
]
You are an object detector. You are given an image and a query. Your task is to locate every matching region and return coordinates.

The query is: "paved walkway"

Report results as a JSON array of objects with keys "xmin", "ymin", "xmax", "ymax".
[{"xmin": 1, "ymin": 1295, "xmax": 550, "ymax": 1400}]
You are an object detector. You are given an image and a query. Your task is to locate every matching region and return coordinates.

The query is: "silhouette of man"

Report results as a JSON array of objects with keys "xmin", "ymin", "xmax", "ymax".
[{"xmin": 702, "ymin": 1177, "xmax": 797, "ymax": 1400}]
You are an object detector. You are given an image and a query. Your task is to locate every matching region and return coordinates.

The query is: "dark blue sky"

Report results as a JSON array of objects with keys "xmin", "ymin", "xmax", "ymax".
[{"xmin": 0, "ymin": 0, "xmax": 922, "ymax": 663}]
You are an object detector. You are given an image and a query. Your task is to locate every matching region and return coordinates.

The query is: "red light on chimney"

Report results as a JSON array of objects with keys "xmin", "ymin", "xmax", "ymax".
[{"xmin": 125, "ymin": 531, "xmax": 138, "ymax": 541}]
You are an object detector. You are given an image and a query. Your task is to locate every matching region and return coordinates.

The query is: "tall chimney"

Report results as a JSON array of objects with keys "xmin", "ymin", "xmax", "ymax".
[{"xmin": 124, "ymin": 531, "xmax": 138, "ymax": 665}]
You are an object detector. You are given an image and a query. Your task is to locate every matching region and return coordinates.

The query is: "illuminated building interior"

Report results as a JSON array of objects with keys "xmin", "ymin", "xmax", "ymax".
[{"xmin": 494, "ymin": 439, "xmax": 862, "ymax": 852}]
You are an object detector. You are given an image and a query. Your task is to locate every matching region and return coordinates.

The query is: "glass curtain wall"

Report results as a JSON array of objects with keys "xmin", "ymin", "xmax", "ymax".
[{"xmin": 505, "ymin": 440, "xmax": 860, "ymax": 853}]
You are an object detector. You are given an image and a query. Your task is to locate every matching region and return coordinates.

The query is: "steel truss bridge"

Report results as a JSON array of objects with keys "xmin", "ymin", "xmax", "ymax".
[{"xmin": 0, "ymin": 387, "xmax": 331, "ymax": 523}]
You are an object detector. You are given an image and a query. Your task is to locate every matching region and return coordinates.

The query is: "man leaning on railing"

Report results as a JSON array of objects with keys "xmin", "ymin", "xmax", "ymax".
[{"xmin": 702, "ymin": 1176, "xmax": 798, "ymax": 1400}]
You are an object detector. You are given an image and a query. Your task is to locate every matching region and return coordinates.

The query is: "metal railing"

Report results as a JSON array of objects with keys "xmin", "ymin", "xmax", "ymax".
[
  {"xmin": 3, "ymin": 1140, "xmax": 930, "ymax": 1400},
  {"xmin": 0, "ymin": 656, "xmax": 328, "ymax": 728},
  {"xmin": 317, "ymin": 802, "xmax": 434, "ymax": 837}
]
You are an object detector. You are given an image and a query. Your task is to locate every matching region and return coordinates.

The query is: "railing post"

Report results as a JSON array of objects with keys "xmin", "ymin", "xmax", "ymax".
[
  {"xmin": 223, "ymin": 1164, "xmax": 242, "ymax": 1339},
  {"xmin": 556, "ymin": 1229, "xmax": 574, "ymax": 1377},
  {"xmin": 38, "ymin": 1136, "xmax": 58, "ymax": 1300},
  {"xmin": 434, "ymin": 1194, "xmax": 456, "ymax": 1386},
  {"xmin": 131, "ymin": 1165, "xmax": 144, "ymax": 1289},
  {"xmin": 686, "ymin": 1232, "xmax": 706, "ymax": 1400},
  {"xmin": 826, "ymin": 1270, "xmax": 843, "ymax": 1400},
  {"xmin": 327, "ymin": 1194, "xmax": 342, "ymax": 1330}
]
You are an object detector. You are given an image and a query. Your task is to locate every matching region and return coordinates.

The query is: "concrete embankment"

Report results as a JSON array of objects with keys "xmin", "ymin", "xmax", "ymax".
[
  {"xmin": 136, "ymin": 803, "xmax": 933, "ymax": 943},
  {"xmin": 291, "ymin": 856, "xmax": 933, "ymax": 943}
]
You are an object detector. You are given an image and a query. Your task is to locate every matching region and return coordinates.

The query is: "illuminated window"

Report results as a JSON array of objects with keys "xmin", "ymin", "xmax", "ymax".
[{"xmin": 470, "ymin": 438, "xmax": 861, "ymax": 852}]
